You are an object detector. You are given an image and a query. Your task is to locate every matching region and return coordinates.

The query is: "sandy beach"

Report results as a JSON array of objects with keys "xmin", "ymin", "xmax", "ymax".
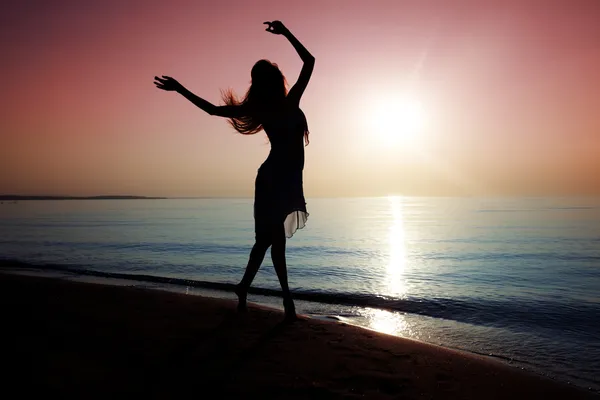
[{"xmin": 1, "ymin": 273, "xmax": 596, "ymax": 399}]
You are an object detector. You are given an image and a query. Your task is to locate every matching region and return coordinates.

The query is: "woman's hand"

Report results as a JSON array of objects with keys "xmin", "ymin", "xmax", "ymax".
[
  {"xmin": 154, "ymin": 76, "xmax": 183, "ymax": 92},
  {"xmin": 263, "ymin": 21, "xmax": 288, "ymax": 35}
]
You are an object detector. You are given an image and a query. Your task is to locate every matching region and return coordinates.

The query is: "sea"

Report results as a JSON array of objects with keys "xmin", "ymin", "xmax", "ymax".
[{"xmin": 1, "ymin": 197, "xmax": 599, "ymax": 391}]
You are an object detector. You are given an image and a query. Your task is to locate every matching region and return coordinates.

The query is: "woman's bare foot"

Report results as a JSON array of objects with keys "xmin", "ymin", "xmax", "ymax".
[
  {"xmin": 235, "ymin": 284, "xmax": 248, "ymax": 313},
  {"xmin": 283, "ymin": 297, "xmax": 297, "ymax": 322}
]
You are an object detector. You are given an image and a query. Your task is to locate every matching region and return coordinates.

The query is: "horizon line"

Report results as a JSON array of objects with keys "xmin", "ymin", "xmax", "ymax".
[{"xmin": 2, "ymin": 194, "xmax": 600, "ymax": 200}]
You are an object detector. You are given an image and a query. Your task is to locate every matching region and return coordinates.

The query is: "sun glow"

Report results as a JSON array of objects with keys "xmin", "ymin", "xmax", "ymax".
[{"xmin": 371, "ymin": 98, "xmax": 426, "ymax": 146}]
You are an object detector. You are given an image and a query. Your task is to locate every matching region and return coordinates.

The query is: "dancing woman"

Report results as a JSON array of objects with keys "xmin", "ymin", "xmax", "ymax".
[{"xmin": 154, "ymin": 21, "xmax": 314, "ymax": 321}]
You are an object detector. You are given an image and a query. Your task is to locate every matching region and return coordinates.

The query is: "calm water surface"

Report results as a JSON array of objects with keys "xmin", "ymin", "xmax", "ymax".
[{"xmin": 1, "ymin": 197, "xmax": 599, "ymax": 390}]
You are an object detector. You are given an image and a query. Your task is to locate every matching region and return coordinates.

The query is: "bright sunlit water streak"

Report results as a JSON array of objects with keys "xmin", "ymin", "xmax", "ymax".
[{"xmin": 387, "ymin": 196, "xmax": 408, "ymax": 298}]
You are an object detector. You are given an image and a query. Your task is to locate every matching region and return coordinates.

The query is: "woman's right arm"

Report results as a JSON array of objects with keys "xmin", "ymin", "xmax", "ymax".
[
  {"xmin": 154, "ymin": 75, "xmax": 246, "ymax": 118},
  {"xmin": 264, "ymin": 21, "xmax": 315, "ymax": 106}
]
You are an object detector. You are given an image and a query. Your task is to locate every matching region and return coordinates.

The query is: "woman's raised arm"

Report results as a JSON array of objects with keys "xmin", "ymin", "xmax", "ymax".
[{"xmin": 264, "ymin": 21, "xmax": 315, "ymax": 106}]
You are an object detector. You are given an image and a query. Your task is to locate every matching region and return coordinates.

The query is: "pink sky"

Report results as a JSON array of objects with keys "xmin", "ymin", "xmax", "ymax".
[{"xmin": 1, "ymin": 0, "xmax": 599, "ymax": 197}]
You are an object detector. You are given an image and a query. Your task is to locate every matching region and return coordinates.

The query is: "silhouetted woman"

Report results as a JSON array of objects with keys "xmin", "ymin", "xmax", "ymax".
[{"xmin": 154, "ymin": 21, "xmax": 314, "ymax": 321}]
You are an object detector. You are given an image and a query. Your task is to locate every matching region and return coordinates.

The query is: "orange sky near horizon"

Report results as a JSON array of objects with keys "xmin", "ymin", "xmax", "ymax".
[{"xmin": 1, "ymin": 0, "xmax": 599, "ymax": 197}]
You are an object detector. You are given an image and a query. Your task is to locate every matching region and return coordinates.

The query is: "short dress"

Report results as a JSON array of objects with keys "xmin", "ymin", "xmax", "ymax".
[{"xmin": 254, "ymin": 106, "xmax": 309, "ymax": 239}]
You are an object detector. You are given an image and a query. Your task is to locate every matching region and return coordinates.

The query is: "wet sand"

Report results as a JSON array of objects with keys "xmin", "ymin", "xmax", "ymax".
[{"xmin": 1, "ymin": 273, "xmax": 596, "ymax": 399}]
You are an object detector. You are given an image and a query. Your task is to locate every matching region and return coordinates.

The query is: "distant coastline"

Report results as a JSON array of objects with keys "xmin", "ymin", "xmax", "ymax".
[{"xmin": 0, "ymin": 195, "xmax": 167, "ymax": 200}]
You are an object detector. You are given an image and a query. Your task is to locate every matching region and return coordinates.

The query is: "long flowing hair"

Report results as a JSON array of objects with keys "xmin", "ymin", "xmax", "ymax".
[{"xmin": 222, "ymin": 59, "xmax": 309, "ymax": 145}]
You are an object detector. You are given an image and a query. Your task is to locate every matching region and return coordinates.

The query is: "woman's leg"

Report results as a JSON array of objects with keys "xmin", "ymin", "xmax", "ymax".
[
  {"xmin": 236, "ymin": 237, "xmax": 271, "ymax": 311},
  {"xmin": 270, "ymin": 224, "xmax": 297, "ymax": 320}
]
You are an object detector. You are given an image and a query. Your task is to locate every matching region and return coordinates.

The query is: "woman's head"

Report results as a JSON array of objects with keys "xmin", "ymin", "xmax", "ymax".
[
  {"xmin": 222, "ymin": 59, "xmax": 288, "ymax": 135},
  {"xmin": 249, "ymin": 59, "xmax": 287, "ymax": 102}
]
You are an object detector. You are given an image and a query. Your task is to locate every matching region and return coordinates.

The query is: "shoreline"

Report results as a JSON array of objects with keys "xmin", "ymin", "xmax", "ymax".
[
  {"xmin": 2, "ymin": 259, "xmax": 598, "ymax": 392},
  {"xmin": 2, "ymin": 272, "xmax": 596, "ymax": 398}
]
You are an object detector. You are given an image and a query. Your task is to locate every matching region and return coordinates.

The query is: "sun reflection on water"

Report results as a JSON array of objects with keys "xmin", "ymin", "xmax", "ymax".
[
  {"xmin": 362, "ymin": 196, "xmax": 416, "ymax": 337},
  {"xmin": 362, "ymin": 308, "xmax": 414, "ymax": 337},
  {"xmin": 387, "ymin": 196, "xmax": 408, "ymax": 298}
]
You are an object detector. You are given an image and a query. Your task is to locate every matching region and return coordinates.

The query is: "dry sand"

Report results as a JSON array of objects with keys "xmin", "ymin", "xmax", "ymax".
[{"xmin": 1, "ymin": 273, "xmax": 596, "ymax": 399}]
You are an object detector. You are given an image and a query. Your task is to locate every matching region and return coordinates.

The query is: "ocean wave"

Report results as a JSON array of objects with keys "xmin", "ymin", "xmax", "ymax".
[{"xmin": 2, "ymin": 259, "xmax": 599, "ymax": 336}]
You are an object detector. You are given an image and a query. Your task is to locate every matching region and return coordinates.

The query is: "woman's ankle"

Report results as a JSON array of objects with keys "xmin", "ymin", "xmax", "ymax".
[
  {"xmin": 283, "ymin": 296, "xmax": 295, "ymax": 308},
  {"xmin": 235, "ymin": 283, "xmax": 248, "ymax": 293}
]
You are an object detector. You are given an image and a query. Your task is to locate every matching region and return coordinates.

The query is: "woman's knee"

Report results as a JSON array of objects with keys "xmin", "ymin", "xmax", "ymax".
[
  {"xmin": 254, "ymin": 236, "xmax": 272, "ymax": 251},
  {"xmin": 270, "ymin": 230, "xmax": 286, "ymax": 251}
]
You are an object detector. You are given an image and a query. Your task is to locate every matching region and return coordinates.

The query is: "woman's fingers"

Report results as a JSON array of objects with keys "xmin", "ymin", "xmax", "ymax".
[
  {"xmin": 154, "ymin": 75, "xmax": 178, "ymax": 90},
  {"xmin": 263, "ymin": 21, "xmax": 285, "ymax": 34},
  {"xmin": 155, "ymin": 76, "xmax": 175, "ymax": 83},
  {"xmin": 153, "ymin": 77, "xmax": 167, "ymax": 90}
]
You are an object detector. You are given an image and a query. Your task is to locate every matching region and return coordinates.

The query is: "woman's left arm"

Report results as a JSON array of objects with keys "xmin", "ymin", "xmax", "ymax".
[{"xmin": 264, "ymin": 21, "xmax": 315, "ymax": 106}]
